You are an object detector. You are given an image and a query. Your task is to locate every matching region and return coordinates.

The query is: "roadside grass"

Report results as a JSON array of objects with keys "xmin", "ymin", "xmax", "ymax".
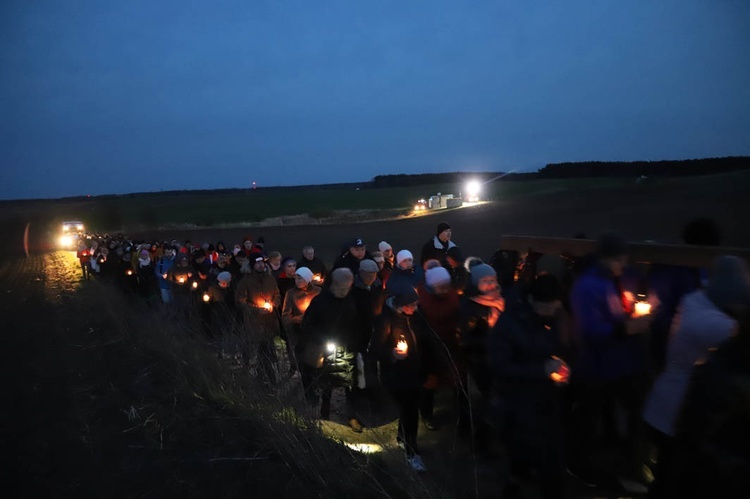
[{"xmin": 66, "ymin": 281, "xmax": 437, "ymax": 498}]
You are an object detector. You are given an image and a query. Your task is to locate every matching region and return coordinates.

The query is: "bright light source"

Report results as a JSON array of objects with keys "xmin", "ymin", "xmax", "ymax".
[
  {"xmin": 59, "ymin": 235, "xmax": 73, "ymax": 247},
  {"xmin": 465, "ymin": 180, "xmax": 481, "ymax": 201},
  {"xmin": 343, "ymin": 442, "xmax": 383, "ymax": 454},
  {"xmin": 326, "ymin": 342, "xmax": 336, "ymax": 353}
]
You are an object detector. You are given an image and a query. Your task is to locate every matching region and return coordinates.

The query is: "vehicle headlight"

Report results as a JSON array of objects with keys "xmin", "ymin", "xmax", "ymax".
[{"xmin": 59, "ymin": 235, "xmax": 73, "ymax": 247}]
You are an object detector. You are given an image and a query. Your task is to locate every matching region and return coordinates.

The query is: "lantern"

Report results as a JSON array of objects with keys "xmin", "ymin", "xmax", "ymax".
[
  {"xmin": 634, "ymin": 301, "xmax": 652, "ymax": 317},
  {"xmin": 549, "ymin": 356, "xmax": 570, "ymax": 384},
  {"xmin": 396, "ymin": 334, "xmax": 408, "ymax": 355}
]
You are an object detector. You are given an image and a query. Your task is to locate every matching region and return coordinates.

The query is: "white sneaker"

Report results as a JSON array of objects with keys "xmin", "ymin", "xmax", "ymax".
[{"xmin": 407, "ymin": 454, "xmax": 427, "ymax": 472}]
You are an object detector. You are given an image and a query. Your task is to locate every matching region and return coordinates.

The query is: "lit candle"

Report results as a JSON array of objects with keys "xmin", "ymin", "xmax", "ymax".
[
  {"xmin": 634, "ymin": 301, "xmax": 652, "ymax": 317},
  {"xmin": 126, "ymin": 269, "xmax": 133, "ymax": 276},
  {"xmin": 396, "ymin": 335, "xmax": 408, "ymax": 355},
  {"xmin": 191, "ymin": 281, "xmax": 198, "ymax": 289},
  {"xmin": 178, "ymin": 276, "xmax": 185, "ymax": 284},
  {"xmin": 549, "ymin": 356, "xmax": 570, "ymax": 383},
  {"xmin": 313, "ymin": 274, "xmax": 322, "ymax": 283},
  {"xmin": 263, "ymin": 301, "xmax": 273, "ymax": 312},
  {"xmin": 202, "ymin": 293, "xmax": 210, "ymax": 302}
]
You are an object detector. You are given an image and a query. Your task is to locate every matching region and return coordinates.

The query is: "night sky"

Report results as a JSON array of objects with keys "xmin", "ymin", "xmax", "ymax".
[{"xmin": 2, "ymin": 1, "xmax": 748, "ymax": 200}]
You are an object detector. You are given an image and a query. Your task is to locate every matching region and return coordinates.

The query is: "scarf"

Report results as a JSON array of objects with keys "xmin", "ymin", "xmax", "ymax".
[
  {"xmin": 138, "ymin": 256, "xmax": 151, "ymax": 267},
  {"xmin": 470, "ymin": 294, "xmax": 505, "ymax": 328}
]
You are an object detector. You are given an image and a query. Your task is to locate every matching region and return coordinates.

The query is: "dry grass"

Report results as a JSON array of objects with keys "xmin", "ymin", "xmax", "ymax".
[{"xmin": 65, "ymin": 281, "xmax": 441, "ymax": 498}]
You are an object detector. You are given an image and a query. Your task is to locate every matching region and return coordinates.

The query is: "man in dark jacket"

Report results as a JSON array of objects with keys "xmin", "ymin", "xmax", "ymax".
[
  {"xmin": 300, "ymin": 268, "xmax": 367, "ymax": 432},
  {"xmin": 420, "ymin": 222, "xmax": 458, "ymax": 267},
  {"xmin": 299, "ymin": 245, "xmax": 328, "ymax": 286},
  {"xmin": 332, "ymin": 238, "xmax": 372, "ymax": 275}
]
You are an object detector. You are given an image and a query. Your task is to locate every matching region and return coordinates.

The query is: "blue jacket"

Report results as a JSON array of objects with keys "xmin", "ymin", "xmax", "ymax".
[
  {"xmin": 570, "ymin": 265, "xmax": 646, "ymax": 381},
  {"xmin": 155, "ymin": 256, "xmax": 176, "ymax": 290}
]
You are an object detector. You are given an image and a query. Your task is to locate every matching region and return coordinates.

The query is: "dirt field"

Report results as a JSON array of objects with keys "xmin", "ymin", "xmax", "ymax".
[
  {"xmin": 122, "ymin": 172, "xmax": 750, "ymax": 265},
  {"xmin": 2, "ymin": 173, "xmax": 748, "ymax": 497}
]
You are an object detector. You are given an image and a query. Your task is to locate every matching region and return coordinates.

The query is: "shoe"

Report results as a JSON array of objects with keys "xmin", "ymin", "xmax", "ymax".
[
  {"xmin": 407, "ymin": 454, "xmax": 427, "ymax": 472},
  {"xmin": 423, "ymin": 419, "xmax": 440, "ymax": 431},
  {"xmin": 348, "ymin": 418, "xmax": 363, "ymax": 433}
]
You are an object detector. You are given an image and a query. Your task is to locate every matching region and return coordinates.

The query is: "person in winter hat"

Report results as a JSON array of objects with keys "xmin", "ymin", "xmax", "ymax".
[
  {"xmin": 456, "ymin": 257, "xmax": 504, "ymax": 449},
  {"xmin": 420, "ymin": 222, "xmax": 458, "ymax": 267},
  {"xmin": 371, "ymin": 284, "xmax": 438, "ymax": 472}
]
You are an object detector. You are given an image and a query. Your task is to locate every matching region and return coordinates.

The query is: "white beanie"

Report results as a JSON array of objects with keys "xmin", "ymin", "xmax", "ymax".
[
  {"xmin": 425, "ymin": 266, "xmax": 451, "ymax": 288},
  {"xmin": 295, "ymin": 267, "xmax": 314, "ymax": 284},
  {"xmin": 379, "ymin": 241, "xmax": 392, "ymax": 252},
  {"xmin": 396, "ymin": 249, "xmax": 413, "ymax": 265},
  {"xmin": 217, "ymin": 271, "xmax": 232, "ymax": 283}
]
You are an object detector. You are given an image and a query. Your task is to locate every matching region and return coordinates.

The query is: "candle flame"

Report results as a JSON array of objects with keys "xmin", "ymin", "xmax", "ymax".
[
  {"xmin": 634, "ymin": 301, "xmax": 652, "ymax": 317},
  {"xmin": 396, "ymin": 340, "xmax": 408, "ymax": 354},
  {"xmin": 202, "ymin": 293, "xmax": 210, "ymax": 302}
]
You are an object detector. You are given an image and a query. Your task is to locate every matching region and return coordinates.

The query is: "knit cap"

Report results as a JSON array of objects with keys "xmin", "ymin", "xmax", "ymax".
[
  {"xmin": 425, "ymin": 266, "xmax": 451, "ymax": 287},
  {"xmin": 468, "ymin": 258, "xmax": 496, "ymax": 285},
  {"xmin": 393, "ymin": 286, "xmax": 419, "ymax": 308},
  {"xmin": 396, "ymin": 249, "xmax": 413, "ymax": 265},
  {"xmin": 295, "ymin": 267, "xmax": 314, "ymax": 284}
]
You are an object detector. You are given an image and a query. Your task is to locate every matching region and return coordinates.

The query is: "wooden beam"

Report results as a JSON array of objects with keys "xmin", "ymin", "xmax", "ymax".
[{"xmin": 497, "ymin": 235, "xmax": 750, "ymax": 268}]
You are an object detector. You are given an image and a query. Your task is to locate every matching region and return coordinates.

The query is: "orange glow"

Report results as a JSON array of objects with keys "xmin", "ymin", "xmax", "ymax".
[
  {"xmin": 178, "ymin": 276, "xmax": 185, "ymax": 284},
  {"xmin": 126, "ymin": 269, "xmax": 133, "ymax": 276},
  {"xmin": 313, "ymin": 274, "xmax": 322, "ymax": 283},
  {"xmin": 202, "ymin": 293, "xmax": 210, "ymax": 302},
  {"xmin": 191, "ymin": 281, "xmax": 198, "ymax": 289},
  {"xmin": 549, "ymin": 356, "xmax": 570, "ymax": 384},
  {"xmin": 299, "ymin": 298, "xmax": 313, "ymax": 314},
  {"xmin": 396, "ymin": 340, "xmax": 408, "ymax": 355},
  {"xmin": 263, "ymin": 301, "xmax": 273, "ymax": 312},
  {"xmin": 634, "ymin": 301, "xmax": 651, "ymax": 317}
]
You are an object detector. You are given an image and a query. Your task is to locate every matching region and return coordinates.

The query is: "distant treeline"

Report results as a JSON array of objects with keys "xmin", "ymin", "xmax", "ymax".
[{"xmin": 538, "ymin": 156, "xmax": 749, "ymax": 178}]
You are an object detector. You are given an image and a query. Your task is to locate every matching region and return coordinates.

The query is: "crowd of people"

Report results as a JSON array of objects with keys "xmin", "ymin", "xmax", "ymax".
[{"xmin": 72, "ymin": 219, "xmax": 750, "ymax": 498}]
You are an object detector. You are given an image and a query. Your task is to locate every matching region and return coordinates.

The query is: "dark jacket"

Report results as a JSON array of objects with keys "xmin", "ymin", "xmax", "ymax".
[
  {"xmin": 490, "ymin": 300, "xmax": 567, "ymax": 463},
  {"xmin": 667, "ymin": 335, "xmax": 750, "ymax": 498},
  {"xmin": 302, "ymin": 288, "xmax": 366, "ymax": 353},
  {"xmin": 332, "ymin": 250, "xmax": 373, "ymax": 275},
  {"xmin": 371, "ymin": 298, "xmax": 436, "ymax": 390},
  {"xmin": 420, "ymin": 236, "xmax": 457, "ymax": 266},
  {"xmin": 298, "ymin": 256, "xmax": 328, "ymax": 283},
  {"xmin": 385, "ymin": 266, "xmax": 422, "ymax": 296}
]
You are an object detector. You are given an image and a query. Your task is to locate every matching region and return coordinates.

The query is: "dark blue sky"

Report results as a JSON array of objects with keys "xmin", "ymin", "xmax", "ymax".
[{"xmin": 2, "ymin": 1, "xmax": 748, "ymax": 200}]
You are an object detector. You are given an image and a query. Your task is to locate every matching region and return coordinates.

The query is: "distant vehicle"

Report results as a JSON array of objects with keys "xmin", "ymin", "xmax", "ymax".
[
  {"xmin": 59, "ymin": 221, "xmax": 84, "ymax": 249},
  {"xmin": 414, "ymin": 199, "xmax": 428, "ymax": 211}
]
